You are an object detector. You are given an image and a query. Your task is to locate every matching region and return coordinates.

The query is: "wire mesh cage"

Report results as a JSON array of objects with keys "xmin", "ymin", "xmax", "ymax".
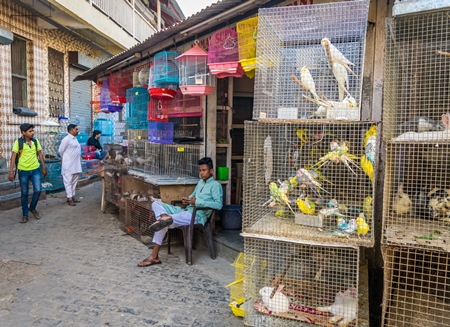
[
  {"xmin": 243, "ymin": 237, "xmax": 360, "ymax": 326},
  {"xmin": 160, "ymin": 144, "xmax": 202, "ymax": 177},
  {"xmin": 153, "ymin": 51, "xmax": 180, "ymax": 85},
  {"xmin": 237, "ymin": 16, "xmax": 258, "ymax": 78},
  {"xmin": 208, "ymin": 28, "xmax": 244, "ymax": 78},
  {"xmin": 382, "ymin": 245, "xmax": 450, "ymax": 327},
  {"xmin": 143, "ymin": 142, "xmax": 163, "ymax": 175},
  {"xmin": 127, "ymin": 129, "xmax": 148, "ymax": 172},
  {"xmin": 126, "ymin": 86, "xmax": 150, "ymax": 130},
  {"xmin": 169, "ymin": 91, "xmax": 203, "ymax": 117},
  {"xmin": 110, "ymin": 69, "xmax": 133, "ymax": 104},
  {"xmin": 243, "ymin": 121, "xmax": 378, "ymax": 247},
  {"xmin": 383, "ymin": 13, "xmax": 450, "ymax": 142},
  {"xmin": 253, "ymin": 1, "xmax": 369, "ymax": 120},
  {"xmin": 382, "ymin": 142, "xmax": 450, "ymax": 251},
  {"xmin": 148, "ymin": 98, "xmax": 170, "ymax": 121}
]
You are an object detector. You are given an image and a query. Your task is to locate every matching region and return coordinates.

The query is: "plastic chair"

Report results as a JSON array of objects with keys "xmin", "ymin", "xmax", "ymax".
[{"xmin": 167, "ymin": 200, "xmax": 216, "ymax": 265}]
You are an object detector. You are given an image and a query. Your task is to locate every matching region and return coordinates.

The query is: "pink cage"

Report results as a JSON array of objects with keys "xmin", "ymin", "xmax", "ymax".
[
  {"xmin": 207, "ymin": 28, "xmax": 244, "ymax": 78},
  {"xmin": 169, "ymin": 90, "xmax": 203, "ymax": 118},
  {"xmin": 148, "ymin": 98, "xmax": 170, "ymax": 121}
]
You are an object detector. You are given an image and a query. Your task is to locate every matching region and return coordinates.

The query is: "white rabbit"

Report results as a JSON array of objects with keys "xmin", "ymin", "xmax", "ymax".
[
  {"xmin": 317, "ymin": 287, "xmax": 358, "ymax": 327},
  {"xmin": 394, "ymin": 113, "xmax": 450, "ymax": 141},
  {"xmin": 259, "ymin": 286, "xmax": 290, "ymax": 314}
]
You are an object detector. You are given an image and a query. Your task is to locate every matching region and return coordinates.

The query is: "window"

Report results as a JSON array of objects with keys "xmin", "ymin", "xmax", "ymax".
[
  {"xmin": 11, "ymin": 36, "xmax": 27, "ymax": 108},
  {"xmin": 48, "ymin": 47, "xmax": 64, "ymax": 117}
]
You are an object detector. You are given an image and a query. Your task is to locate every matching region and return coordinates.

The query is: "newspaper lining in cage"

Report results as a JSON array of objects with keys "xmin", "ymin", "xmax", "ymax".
[
  {"xmin": 381, "ymin": 245, "xmax": 450, "ymax": 327},
  {"xmin": 243, "ymin": 237, "xmax": 361, "ymax": 326},
  {"xmin": 382, "ymin": 142, "xmax": 450, "ymax": 252},
  {"xmin": 384, "ymin": 14, "xmax": 450, "ymax": 142},
  {"xmin": 253, "ymin": 1, "xmax": 369, "ymax": 120},
  {"xmin": 243, "ymin": 120, "xmax": 378, "ymax": 247}
]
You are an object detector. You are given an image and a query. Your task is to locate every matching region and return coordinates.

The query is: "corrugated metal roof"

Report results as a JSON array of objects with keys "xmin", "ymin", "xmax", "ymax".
[{"xmin": 74, "ymin": 0, "xmax": 270, "ymax": 81}]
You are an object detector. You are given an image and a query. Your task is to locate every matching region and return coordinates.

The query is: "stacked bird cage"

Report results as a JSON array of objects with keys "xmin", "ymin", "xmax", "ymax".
[
  {"xmin": 127, "ymin": 129, "xmax": 148, "ymax": 172},
  {"xmin": 242, "ymin": 2, "xmax": 371, "ymax": 326},
  {"xmin": 381, "ymin": 10, "xmax": 450, "ymax": 326},
  {"xmin": 160, "ymin": 144, "xmax": 202, "ymax": 177},
  {"xmin": 126, "ymin": 86, "xmax": 150, "ymax": 130},
  {"xmin": 381, "ymin": 246, "xmax": 450, "ymax": 327},
  {"xmin": 253, "ymin": 2, "xmax": 368, "ymax": 121},
  {"xmin": 243, "ymin": 237, "xmax": 361, "ymax": 326}
]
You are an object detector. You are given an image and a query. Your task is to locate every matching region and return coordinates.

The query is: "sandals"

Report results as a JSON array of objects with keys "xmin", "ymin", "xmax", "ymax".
[
  {"xmin": 72, "ymin": 198, "xmax": 81, "ymax": 203},
  {"xmin": 149, "ymin": 217, "xmax": 173, "ymax": 232},
  {"xmin": 67, "ymin": 199, "xmax": 76, "ymax": 206},
  {"xmin": 137, "ymin": 258, "xmax": 162, "ymax": 267},
  {"xmin": 20, "ymin": 216, "xmax": 28, "ymax": 223}
]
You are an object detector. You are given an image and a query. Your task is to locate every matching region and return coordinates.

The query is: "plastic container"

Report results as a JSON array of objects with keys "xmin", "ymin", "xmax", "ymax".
[
  {"xmin": 220, "ymin": 205, "xmax": 242, "ymax": 230},
  {"xmin": 217, "ymin": 166, "xmax": 229, "ymax": 181},
  {"xmin": 76, "ymin": 132, "xmax": 88, "ymax": 145},
  {"xmin": 148, "ymin": 121, "xmax": 174, "ymax": 144}
]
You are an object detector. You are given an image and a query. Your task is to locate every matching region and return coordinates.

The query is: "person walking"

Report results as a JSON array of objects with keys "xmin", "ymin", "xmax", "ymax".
[
  {"xmin": 58, "ymin": 124, "xmax": 82, "ymax": 206},
  {"xmin": 8, "ymin": 123, "xmax": 47, "ymax": 223},
  {"xmin": 87, "ymin": 130, "xmax": 107, "ymax": 161}
]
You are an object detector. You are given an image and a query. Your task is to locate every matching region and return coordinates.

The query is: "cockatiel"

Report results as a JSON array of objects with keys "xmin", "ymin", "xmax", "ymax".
[
  {"xmin": 355, "ymin": 213, "xmax": 370, "ymax": 237},
  {"xmin": 332, "ymin": 62, "xmax": 350, "ymax": 102},
  {"xmin": 296, "ymin": 197, "xmax": 316, "ymax": 215},
  {"xmin": 393, "ymin": 183, "xmax": 412, "ymax": 214},
  {"xmin": 300, "ymin": 66, "xmax": 319, "ymax": 100},
  {"xmin": 321, "ymin": 37, "xmax": 355, "ymax": 75},
  {"xmin": 268, "ymin": 182, "xmax": 295, "ymax": 215}
]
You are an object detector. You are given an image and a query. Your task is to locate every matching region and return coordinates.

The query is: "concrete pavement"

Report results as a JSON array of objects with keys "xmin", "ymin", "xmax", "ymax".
[{"xmin": 0, "ymin": 182, "xmax": 242, "ymax": 327}]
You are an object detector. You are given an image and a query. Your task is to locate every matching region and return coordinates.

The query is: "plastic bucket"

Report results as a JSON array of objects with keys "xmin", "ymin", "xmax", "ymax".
[
  {"xmin": 220, "ymin": 205, "xmax": 242, "ymax": 230},
  {"xmin": 217, "ymin": 166, "xmax": 229, "ymax": 181}
]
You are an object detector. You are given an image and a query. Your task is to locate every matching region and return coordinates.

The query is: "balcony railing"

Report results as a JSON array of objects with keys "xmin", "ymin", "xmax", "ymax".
[{"xmin": 88, "ymin": 0, "xmax": 157, "ymax": 42}]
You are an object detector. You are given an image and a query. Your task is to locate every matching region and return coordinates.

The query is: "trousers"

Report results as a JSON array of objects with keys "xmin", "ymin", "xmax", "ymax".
[{"xmin": 62, "ymin": 172, "xmax": 79, "ymax": 198}]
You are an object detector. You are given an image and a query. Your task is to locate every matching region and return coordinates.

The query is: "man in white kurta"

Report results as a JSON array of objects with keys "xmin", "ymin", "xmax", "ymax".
[{"xmin": 58, "ymin": 124, "xmax": 82, "ymax": 206}]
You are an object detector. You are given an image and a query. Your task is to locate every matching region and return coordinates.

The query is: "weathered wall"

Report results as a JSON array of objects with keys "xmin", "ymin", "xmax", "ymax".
[{"xmin": 0, "ymin": 0, "xmax": 100, "ymax": 163}]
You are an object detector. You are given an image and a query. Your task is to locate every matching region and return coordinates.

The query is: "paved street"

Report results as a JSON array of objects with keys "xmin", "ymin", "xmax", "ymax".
[{"xmin": 0, "ymin": 182, "xmax": 242, "ymax": 327}]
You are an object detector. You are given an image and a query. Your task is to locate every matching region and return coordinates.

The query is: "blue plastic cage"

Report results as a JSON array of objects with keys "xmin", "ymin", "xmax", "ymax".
[{"xmin": 153, "ymin": 51, "xmax": 180, "ymax": 85}]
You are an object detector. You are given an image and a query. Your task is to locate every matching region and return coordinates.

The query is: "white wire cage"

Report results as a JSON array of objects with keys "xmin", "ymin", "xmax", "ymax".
[
  {"xmin": 382, "ymin": 142, "xmax": 450, "ymax": 251},
  {"xmin": 243, "ymin": 237, "xmax": 360, "ymax": 326},
  {"xmin": 253, "ymin": 1, "xmax": 369, "ymax": 120},
  {"xmin": 383, "ymin": 13, "xmax": 450, "ymax": 142},
  {"xmin": 127, "ymin": 129, "xmax": 148, "ymax": 172},
  {"xmin": 382, "ymin": 245, "xmax": 450, "ymax": 327},
  {"xmin": 243, "ymin": 121, "xmax": 378, "ymax": 247}
]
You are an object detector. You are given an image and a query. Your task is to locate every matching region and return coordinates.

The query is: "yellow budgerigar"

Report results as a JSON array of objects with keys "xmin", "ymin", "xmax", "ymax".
[
  {"xmin": 296, "ymin": 198, "xmax": 316, "ymax": 215},
  {"xmin": 360, "ymin": 155, "xmax": 374, "ymax": 181},
  {"xmin": 355, "ymin": 213, "xmax": 370, "ymax": 237}
]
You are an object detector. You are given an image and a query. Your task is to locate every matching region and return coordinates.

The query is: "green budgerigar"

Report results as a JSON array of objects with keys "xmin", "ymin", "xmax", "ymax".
[{"xmin": 268, "ymin": 182, "xmax": 295, "ymax": 215}]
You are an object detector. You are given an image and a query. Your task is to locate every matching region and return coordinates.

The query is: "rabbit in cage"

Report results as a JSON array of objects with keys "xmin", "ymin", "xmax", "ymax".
[
  {"xmin": 259, "ymin": 285, "xmax": 290, "ymax": 314},
  {"xmin": 394, "ymin": 113, "xmax": 450, "ymax": 141},
  {"xmin": 316, "ymin": 287, "xmax": 358, "ymax": 327},
  {"xmin": 428, "ymin": 188, "xmax": 450, "ymax": 221}
]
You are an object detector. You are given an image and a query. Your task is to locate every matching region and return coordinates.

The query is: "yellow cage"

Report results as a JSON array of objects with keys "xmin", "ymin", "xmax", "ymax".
[{"xmin": 237, "ymin": 16, "xmax": 258, "ymax": 77}]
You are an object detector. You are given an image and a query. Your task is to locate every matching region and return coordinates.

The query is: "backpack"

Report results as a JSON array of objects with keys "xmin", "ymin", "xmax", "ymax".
[{"xmin": 14, "ymin": 138, "xmax": 38, "ymax": 177}]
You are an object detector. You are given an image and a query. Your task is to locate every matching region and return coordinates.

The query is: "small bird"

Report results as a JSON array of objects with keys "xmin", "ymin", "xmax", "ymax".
[
  {"xmin": 428, "ymin": 188, "xmax": 450, "ymax": 220},
  {"xmin": 268, "ymin": 182, "xmax": 295, "ymax": 215},
  {"xmin": 300, "ymin": 66, "xmax": 319, "ymax": 100},
  {"xmin": 321, "ymin": 37, "xmax": 355, "ymax": 75},
  {"xmin": 363, "ymin": 196, "xmax": 373, "ymax": 218},
  {"xmin": 332, "ymin": 62, "xmax": 350, "ymax": 102},
  {"xmin": 115, "ymin": 153, "xmax": 124, "ymax": 163},
  {"xmin": 355, "ymin": 213, "xmax": 370, "ymax": 237},
  {"xmin": 392, "ymin": 183, "xmax": 412, "ymax": 215},
  {"xmin": 344, "ymin": 219, "xmax": 357, "ymax": 234},
  {"xmin": 296, "ymin": 197, "xmax": 316, "ymax": 215},
  {"xmin": 337, "ymin": 217, "xmax": 347, "ymax": 230},
  {"xmin": 361, "ymin": 125, "xmax": 377, "ymax": 182}
]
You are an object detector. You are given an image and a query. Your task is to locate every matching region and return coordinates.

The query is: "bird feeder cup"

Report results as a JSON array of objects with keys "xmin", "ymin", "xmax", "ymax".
[{"xmin": 176, "ymin": 44, "xmax": 214, "ymax": 96}]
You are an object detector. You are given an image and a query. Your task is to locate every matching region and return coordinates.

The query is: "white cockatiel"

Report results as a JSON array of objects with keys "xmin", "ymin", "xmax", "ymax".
[
  {"xmin": 300, "ymin": 66, "xmax": 319, "ymax": 100},
  {"xmin": 332, "ymin": 62, "xmax": 350, "ymax": 102},
  {"xmin": 321, "ymin": 37, "xmax": 355, "ymax": 75}
]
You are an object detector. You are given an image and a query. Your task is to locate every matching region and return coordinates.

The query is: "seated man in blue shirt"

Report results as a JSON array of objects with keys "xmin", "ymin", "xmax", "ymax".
[
  {"xmin": 138, "ymin": 157, "xmax": 223, "ymax": 267},
  {"xmin": 87, "ymin": 130, "xmax": 107, "ymax": 160}
]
